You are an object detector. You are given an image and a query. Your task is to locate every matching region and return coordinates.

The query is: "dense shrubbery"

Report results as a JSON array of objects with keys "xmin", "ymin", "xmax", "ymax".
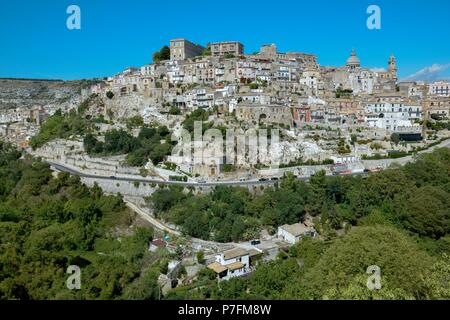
[
  {"xmin": 426, "ymin": 120, "xmax": 450, "ymax": 131},
  {"xmin": 0, "ymin": 145, "xmax": 157, "ymax": 300},
  {"xmin": 147, "ymin": 177, "xmax": 315, "ymax": 242},
  {"xmin": 30, "ymin": 109, "xmax": 91, "ymax": 149},
  {"xmin": 152, "ymin": 45, "xmax": 170, "ymax": 63},
  {"xmin": 30, "ymin": 95, "xmax": 99, "ymax": 149},
  {"xmin": 182, "ymin": 108, "xmax": 218, "ymax": 133},
  {"xmin": 83, "ymin": 126, "xmax": 173, "ymax": 166},
  {"xmin": 335, "ymin": 87, "xmax": 353, "ymax": 98},
  {"xmin": 125, "ymin": 115, "xmax": 144, "ymax": 129}
]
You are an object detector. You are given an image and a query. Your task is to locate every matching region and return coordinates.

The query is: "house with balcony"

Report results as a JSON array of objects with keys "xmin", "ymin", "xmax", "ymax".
[
  {"xmin": 364, "ymin": 101, "xmax": 422, "ymax": 132},
  {"xmin": 207, "ymin": 247, "xmax": 262, "ymax": 281}
]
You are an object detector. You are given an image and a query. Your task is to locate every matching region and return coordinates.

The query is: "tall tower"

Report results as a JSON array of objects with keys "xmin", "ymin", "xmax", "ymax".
[{"xmin": 388, "ymin": 54, "xmax": 397, "ymax": 81}]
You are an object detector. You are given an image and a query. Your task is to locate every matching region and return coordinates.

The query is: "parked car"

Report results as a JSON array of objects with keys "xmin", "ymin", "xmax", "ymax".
[{"xmin": 250, "ymin": 239, "xmax": 261, "ymax": 246}]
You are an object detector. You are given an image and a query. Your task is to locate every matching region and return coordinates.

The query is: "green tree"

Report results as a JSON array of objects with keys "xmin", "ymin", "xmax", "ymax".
[
  {"xmin": 422, "ymin": 254, "xmax": 450, "ymax": 299},
  {"xmin": 302, "ymin": 225, "xmax": 432, "ymax": 299},
  {"xmin": 390, "ymin": 133, "xmax": 400, "ymax": 145},
  {"xmin": 106, "ymin": 91, "xmax": 114, "ymax": 99},
  {"xmin": 393, "ymin": 186, "xmax": 450, "ymax": 239},
  {"xmin": 322, "ymin": 274, "xmax": 415, "ymax": 300},
  {"xmin": 153, "ymin": 45, "xmax": 170, "ymax": 63},
  {"xmin": 197, "ymin": 251, "xmax": 205, "ymax": 264}
]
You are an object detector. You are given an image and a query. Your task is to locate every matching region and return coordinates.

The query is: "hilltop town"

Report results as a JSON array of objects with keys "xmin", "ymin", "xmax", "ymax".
[
  {"xmin": 1, "ymin": 38, "xmax": 450, "ymax": 300},
  {"xmin": 1, "ymin": 39, "xmax": 449, "ymax": 181}
]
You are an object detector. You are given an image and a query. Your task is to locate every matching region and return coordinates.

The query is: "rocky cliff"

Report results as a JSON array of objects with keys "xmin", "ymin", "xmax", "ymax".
[{"xmin": 0, "ymin": 78, "xmax": 95, "ymax": 110}]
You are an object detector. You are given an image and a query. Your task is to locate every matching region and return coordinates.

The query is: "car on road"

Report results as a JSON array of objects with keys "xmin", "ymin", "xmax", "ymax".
[
  {"xmin": 197, "ymin": 179, "xmax": 206, "ymax": 183},
  {"xmin": 258, "ymin": 178, "xmax": 268, "ymax": 182},
  {"xmin": 250, "ymin": 239, "xmax": 261, "ymax": 246},
  {"xmin": 109, "ymin": 176, "xmax": 116, "ymax": 179}
]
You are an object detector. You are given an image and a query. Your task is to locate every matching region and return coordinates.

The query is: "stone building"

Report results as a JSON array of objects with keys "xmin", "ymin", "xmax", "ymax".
[
  {"xmin": 377, "ymin": 54, "xmax": 398, "ymax": 82},
  {"xmin": 259, "ymin": 44, "xmax": 278, "ymax": 60},
  {"xmin": 170, "ymin": 38, "xmax": 204, "ymax": 61},
  {"xmin": 209, "ymin": 41, "xmax": 244, "ymax": 57},
  {"xmin": 235, "ymin": 103, "xmax": 293, "ymax": 127},
  {"xmin": 427, "ymin": 97, "xmax": 450, "ymax": 118}
]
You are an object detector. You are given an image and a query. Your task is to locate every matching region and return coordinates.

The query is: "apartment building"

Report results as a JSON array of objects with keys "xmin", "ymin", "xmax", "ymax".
[
  {"xmin": 429, "ymin": 81, "xmax": 450, "ymax": 97},
  {"xmin": 364, "ymin": 101, "xmax": 422, "ymax": 132}
]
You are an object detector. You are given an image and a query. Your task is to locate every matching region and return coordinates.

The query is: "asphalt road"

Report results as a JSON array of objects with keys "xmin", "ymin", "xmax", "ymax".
[{"xmin": 48, "ymin": 161, "xmax": 290, "ymax": 187}]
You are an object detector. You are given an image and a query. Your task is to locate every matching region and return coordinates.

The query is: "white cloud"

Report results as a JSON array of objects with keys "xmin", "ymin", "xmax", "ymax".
[{"xmin": 402, "ymin": 63, "xmax": 450, "ymax": 82}]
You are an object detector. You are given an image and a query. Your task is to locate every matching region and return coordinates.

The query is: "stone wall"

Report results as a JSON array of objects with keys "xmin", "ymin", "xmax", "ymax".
[
  {"xmin": 235, "ymin": 104, "xmax": 293, "ymax": 127},
  {"xmin": 30, "ymin": 139, "xmax": 147, "ymax": 178},
  {"xmin": 81, "ymin": 177, "xmax": 157, "ymax": 197}
]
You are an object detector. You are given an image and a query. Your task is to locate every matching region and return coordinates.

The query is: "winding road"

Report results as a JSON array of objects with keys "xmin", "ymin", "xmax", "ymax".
[
  {"xmin": 48, "ymin": 161, "xmax": 290, "ymax": 187},
  {"xmin": 47, "ymin": 137, "xmax": 450, "ymax": 188}
]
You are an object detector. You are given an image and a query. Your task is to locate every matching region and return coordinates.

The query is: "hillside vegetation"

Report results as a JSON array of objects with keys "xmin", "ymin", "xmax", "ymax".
[
  {"xmin": 1, "ymin": 141, "xmax": 449, "ymax": 300},
  {"xmin": 0, "ymin": 141, "xmax": 162, "ymax": 300}
]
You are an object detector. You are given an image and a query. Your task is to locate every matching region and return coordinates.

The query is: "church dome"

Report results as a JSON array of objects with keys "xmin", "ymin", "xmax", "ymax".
[{"xmin": 346, "ymin": 48, "xmax": 360, "ymax": 67}]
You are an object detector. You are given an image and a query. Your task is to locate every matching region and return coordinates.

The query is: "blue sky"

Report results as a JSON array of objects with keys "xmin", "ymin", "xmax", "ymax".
[{"xmin": 0, "ymin": 0, "xmax": 449, "ymax": 80}]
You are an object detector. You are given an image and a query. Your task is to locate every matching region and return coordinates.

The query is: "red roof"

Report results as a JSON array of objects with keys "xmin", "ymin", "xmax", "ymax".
[{"xmin": 151, "ymin": 239, "xmax": 167, "ymax": 247}]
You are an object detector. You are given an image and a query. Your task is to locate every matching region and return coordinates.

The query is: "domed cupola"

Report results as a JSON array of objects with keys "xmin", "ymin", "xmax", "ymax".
[{"xmin": 346, "ymin": 48, "xmax": 361, "ymax": 70}]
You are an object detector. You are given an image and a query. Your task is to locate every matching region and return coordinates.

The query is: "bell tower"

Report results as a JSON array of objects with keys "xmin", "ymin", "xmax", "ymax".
[{"xmin": 388, "ymin": 54, "xmax": 397, "ymax": 81}]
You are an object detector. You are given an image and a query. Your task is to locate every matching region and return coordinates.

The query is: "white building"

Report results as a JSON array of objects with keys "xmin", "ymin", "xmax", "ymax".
[
  {"xmin": 364, "ymin": 102, "xmax": 422, "ymax": 132},
  {"xmin": 429, "ymin": 81, "xmax": 450, "ymax": 97},
  {"xmin": 300, "ymin": 70, "xmax": 320, "ymax": 94},
  {"xmin": 207, "ymin": 248, "xmax": 252, "ymax": 280},
  {"xmin": 166, "ymin": 61, "xmax": 185, "ymax": 84},
  {"xmin": 331, "ymin": 154, "xmax": 359, "ymax": 164},
  {"xmin": 236, "ymin": 60, "xmax": 256, "ymax": 80},
  {"xmin": 185, "ymin": 88, "xmax": 214, "ymax": 110},
  {"xmin": 277, "ymin": 221, "xmax": 317, "ymax": 245}
]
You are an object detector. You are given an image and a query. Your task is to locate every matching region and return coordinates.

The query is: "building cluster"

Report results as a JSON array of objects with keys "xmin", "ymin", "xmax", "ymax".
[
  {"xmin": 0, "ymin": 106, "xmax": 49, "ymax": 148},
  {"xmin": 206, "ymin": 218, "xmax": 317, "ymax": 281},
  {"xmin": 77, "ymin": 39, "xmax": 450, "ymax": 177},
  {"xmin": 3, "ymin": 38, "xmax": 448, "ymax": 172},
  {"xmin": 94, "ymin": 39, "xmax": 449, "ymax": 134}
]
